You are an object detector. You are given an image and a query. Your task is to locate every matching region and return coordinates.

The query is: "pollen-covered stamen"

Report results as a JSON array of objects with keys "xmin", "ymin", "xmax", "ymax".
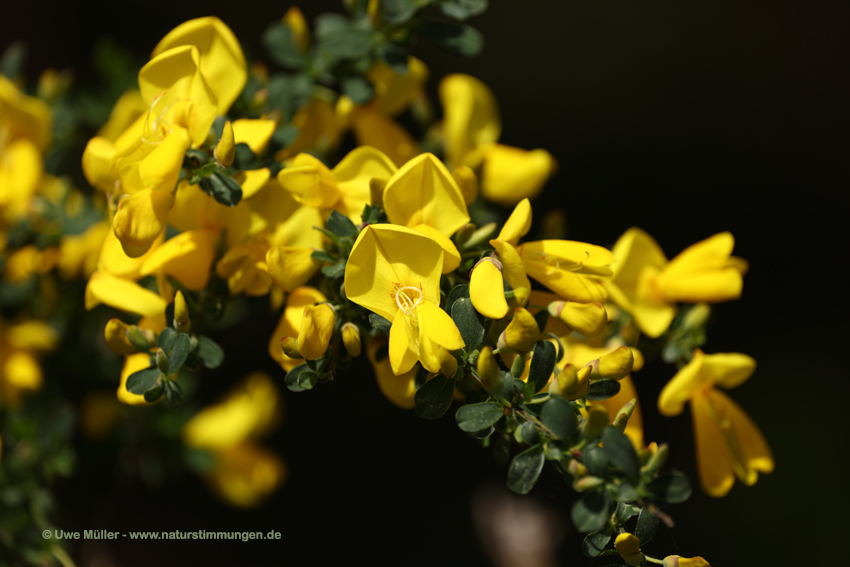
[{"xmin": 391, "ymin": 283, "xmax": 424, "ymax": 319}]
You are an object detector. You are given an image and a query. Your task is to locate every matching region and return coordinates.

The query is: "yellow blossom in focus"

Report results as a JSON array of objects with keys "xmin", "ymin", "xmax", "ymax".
[
  {"xmin": 658, "ymin": 349, "xmax": 773, "ymax": 497},
  {"xmin": 268, "ymin": 287, "xmax": 328, "ymax": 371},
  {"xmin": 345, "ymin": 224, "xmax": 464, "ymax": 376},
  {"xmin": 607, "ymin": 228, "xmax": 747, "ymax": 338}
]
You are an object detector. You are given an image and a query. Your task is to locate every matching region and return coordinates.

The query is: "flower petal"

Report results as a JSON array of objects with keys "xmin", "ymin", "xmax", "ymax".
[
  {"xmin": 367, "ymin": 338, "xmax": 416, "ymax": 409},
  {"xmin": 140, "ymin": 229, "xmax": 217, "ymax": 290},
  {"xmin": 657, "ymin": 349, "xmax": 708, "ymax": 417},
  {"xmin": 389, "ymin": 309, "xmax": 419, "ymax": 375},
  {"xmin": 479, "ymin": 145, "xmax": 555, "ymax": 206},
  {"xmin": 496, "ymin": 198, "xmax": 532, "ymax": 243},
  {"xmin": 470, "ymin": 259, "xmax": 509, "ymax": 320},
  {"xmin": 704, "ymin": 353, "xmax": 756, "ymax": 390},
  {"xmin": 113, "ymin": 189, "xmax": 173, "ymax": 258}
]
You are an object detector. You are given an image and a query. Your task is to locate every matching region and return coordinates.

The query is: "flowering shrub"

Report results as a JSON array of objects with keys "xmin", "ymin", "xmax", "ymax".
[{"xmin": 0, "ymin": 2, "xmax": 774, "ymax": 564}]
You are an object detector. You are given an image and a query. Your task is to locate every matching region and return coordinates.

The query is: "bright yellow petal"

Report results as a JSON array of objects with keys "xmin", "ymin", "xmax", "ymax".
[
  {"xmin": 97, "ymin": 228, "xmax": 164, "ymax": 280},
  {"xmin": 412, "ymin": 224, "xmax": 461, "ymax": 273},
  {"xmin": 276, "ymin": 154, "xmax": 340, "ymax": 209},
  {"xmin": 265, "ymin": 246, "xmax": 320, "ymax": 292},
  {"xmin": 496, "ymin": 198, "xmax": 532, "ymax": 243},
  {"xmin": 140, "ymin": 229, "xmax": 217, "ymax": 290},
  {"xmin": 344, "ymin": 224, "xmax": 444, "ymax": 322},
  {"xmin": 418, "ymin": 300, "xmax": 465, "ymax": 351},
  {"xmin": 232, "ymin": 118, "xmax": 276, "ymax": 155},
  {"xmin": 708, "ymin": 389, "xmax": 774, "ymax": 481},
  {"xmin": 659, "ymin": 269, "xmax": 743, "ymax": 303},
  {"xmin": 383, "ymin": 153, "xmax": 470, "ymax": 236},
  {"xmin": 664, "ymin": 232, "xmax": 735, "ymax": 276},
  {"xmin": 658, "ymin": 349, "xmax": 709, "ymax": 417},
  {"xmin": 452, "ymin": 164, "xmax": 478, "ymax": 206},
  {"xmin": 479, "ymin": 144, "xmax": 555, "ymax": 206},
  {"xmin": 332, "ymin": 145, "xmax": 397, "ymax": 222},
  {"xmin": 0, "ymin": 75, "xmax": 52, "ymax": 150},
  {"xmin": 439, "ymin": 74, "xmax": 501, "ymax": 167},
  {"xmin": 553, "ymin": 301, "xmax": 607, "ymax": 337},
  {"xmin": 368, "ymin": 56, "xmax": 429, "ymax": 116},
  {"xmin": 139, "ymin": 125, "xmax": 191, "ymax": 192},
  {"xmin": 469, "ymin": 259, "xmax": 508, "ymax": 320},
  {"xmin": 522, "ymin": 259, "xmax": 608, "ymax": 304},
  {"xmin": 490, "ymin": 240, "xmax": 531, "ymax": 293},
  {"xmin": 82, "ymin": 137, "xmax": 118, "ymax": 192},
  {"xmin": 85, "ymin": 271, "xmax": 168, "ymax": 328},
  {"xmin": 151, "ymin": 17, "xmax": 247, "ymax": 114},
  {"xmin": 704, "ymin": 352, "xmax": 756, "ymax": 390},
  {"xmin": 297, "ymin": 304, "xmax": 335, "ymax": 360},
  {"xmin": 501, "ymin": 307, "xmax": 540, "ymax": 352},
  {"xmin": 233, "ymin": 168, "xmax": 271, "ymax": 200},
  {"xmin": 113, "ymin": 189, "xmax": 173, "ymax": 258},
  {"xmin": 367, "ymin": 339, "xmax": 416, "ymax": 409},
  {"xmin": 268, "ymin": 287, "xmax": 326, "ymax": 369},
  {"xmin": 691, "ymin": 391, "xmax": 735, "ymax": 497},
  {"xmin": 389, "ymin": 308, "xmax": 419, "ymax": 375}
]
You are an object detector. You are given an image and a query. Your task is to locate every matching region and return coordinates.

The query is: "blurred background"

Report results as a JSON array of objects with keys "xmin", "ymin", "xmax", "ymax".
[{"xmin": 3, "ymin": 0, "xmax": 847, "ymax": 565}]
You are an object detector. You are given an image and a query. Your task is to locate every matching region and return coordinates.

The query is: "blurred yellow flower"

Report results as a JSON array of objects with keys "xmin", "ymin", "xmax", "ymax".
[{"xmin": 658, "ymin": 349, "xmax": 773, "ymax": 497}]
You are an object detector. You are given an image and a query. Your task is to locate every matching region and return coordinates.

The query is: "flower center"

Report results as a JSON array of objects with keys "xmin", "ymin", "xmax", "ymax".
[
  {"xmin": 141, "ymin": 91, "xmax": 191, "ymax": 146},
  {"xmin": 391, "ymin": 283, "xmax": 424, "ymax": 319}
]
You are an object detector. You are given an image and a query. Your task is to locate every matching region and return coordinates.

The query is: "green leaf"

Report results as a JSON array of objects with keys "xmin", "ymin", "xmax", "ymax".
[
  {"xmin": 456, "ymin": 402, "xmax": 504, "ymax": 432},
  {"xmin": 583, "ymin": 446, "xmax": 609, "ymax": 476},
  {"xmin": 321, "ymin": 259, "xmax": 347, "ymax": 278},
  {"xmin": 571, "ymin": 491, "xmax": 611, "ymax": 533},
  {"xmin": 262, "ymin": 22, "xmax": 308, "ymax": 68},
  {"xmin": 197, "ymin": 336, "xmax": 224, "ymax": 369},
  {"xmin": 421, "ymin": 20, "xmax": 484, "ymax": 57},
  {"xmin": 617, "ymin": 482, "xmax": 638, "ymax": 503},
  {"xmin": 445, "ymin": 284, "xmax": 470, "ymax": 315},
  {"xmin": 143, "ymin": 384, "xmax": 164, "ymax": 403},
  {"xmin": 540, "ymin": 397, "xmax": 578, "ymax": 443},
  {"xmin": 285, "ymin": 364, "xmax": 310, "ymax": 392},
  {"xmin": 529, "ymin": 340, "xmax": 556, "ymax": 394},
  {"xmin": 493, "ymin": 433, "xmax": 511, "ymax": 464},
  {"xmin": 519, "ymin": 421, "xmax": 539, "ymax": 445},
  {"xmin": 582, "ymin": 527, "xmax": 613, "ymax": 558},
  {"xmin": 206, "ymin": 172, "xmax": 243, "ymax": 207},
  {"xmin": 544, "ymin": 440, "xmax": 566, "ymax": 461},
  {"xmin": 383, "ymin": 0, "xmax": 419, "ymax": 23},
  {"xmin": 311, "ymin": 250, "xmax": 337, "ymax": 263},
  {"xmin": 613, "ymin": 502, "xmax": 641, "ymax": 524},
  {"xmin": 188, "ymin": 161, "xmax": 218, "ymax": 184},
  {"xmin": 297, "ymin": 369, "xmax": 318, "ymax": 390},
  {"xmin": 440, "ymin": 0, "xmax": 488, "ymax": 20},
  {"xmin": 465, "ymin": 426, "xmax": 494, "ymax": 439},
  {"xmin": 635, "ymin": 507, "xmax": 661, "ymax": 544},
  {"xmin": 321, "ymin": 28, "xmax": 373, "ymax": 59},
  {"xmin": 157, "ymin": 328, "xmax": 176, "ymax": 352},
  {"xmin": 507, "ymin": 445, "xmax": 545, "ymax": 495},
  {"xmin": 315, "ymin": 13, "xmax": 350, "ymax": 39},
  {"xmin": 267, "ymin": 74, "xmax": 313, "ymax": 123},
  {"xmin": 126, "ymin": 367, "xmax": 160, "ymax": 395},
  {"xmin": 341, "ymin": 76, "xmax": 375, "ymax": 104},
  {"xmin": 313, "ymin": 226, "xmax": 342, "ymax": 247},
  {"xmin": 586, "ymin": 379, "xmax": 621, "ymax": 401},
  {"xmin": 602, "ymin": 426, "xmax": 640, "ymax": 484},
  {"xmin": 451, "ymin": 297, "xmax": 485, "ymax": 351},
  {"xmin": 327, "ymin": 210, "xmax": 359, "ymax": 236},
  {"xmin": 646, "ymin": 472, "xmax": 692, "ymax": 504},
  {"xmin": 167, "ymin": 334, "xmax": 191, "ymax": 375},
  {"xmin": 533, "ymin": 310, "xmax": 550, "ymax": 333},
  {"xmin": 369, "ymin": 313, "xmax": 392, "ymax": 337},
  {"xmin": 414, "ymin": 374, "xmax": 454, "ymax": 419}
]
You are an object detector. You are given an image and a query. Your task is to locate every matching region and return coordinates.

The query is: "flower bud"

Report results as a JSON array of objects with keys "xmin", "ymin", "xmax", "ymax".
[
  {"xmin": 595, "ymin": 346, "xmax": 634, "ymax": 380},
  {"xmin": 297, "ymin": 304, "xmax": 335, "ymax": 360},
  {"xmin": 463, "ymin": 222, "xmax": 497, "ymax": 249},
  {"xmin": 470, "ymin": 257, "xmax": 508, "ymax": 320},
  {"xmin": 174, "ymin": 291, "xmax": 190, "ymax": 333},
  {"xmin": 582, "ymin": 405, "xmax": 609, "ymax": 439},
  {"xmin": 567, "ymin": 459, "xmax": 588, "ymax": 477},
  {"xmin": 341, "ymin": 323, "xmax": 361, "ymax": 357},
  {"xmin": 439, "ymin": 350, "xmax": 458, "ymax": 378},
  {"xmin": 645, "ymin": 443, "xmax": 669, "ymax": 473},
  {"xmin": 506, "ymin": 286, "xmax": 529, "ymax": 310},
  {"xmin": 662, "ymin": 556, "xmax": 710, "ymax": 567},
  {"xmin": 105, "ymin": 319, "xmax": 136, "ymax": 355},
  {"xmin": 548, "ymin": 300, "xmax": 607, "ymax": 337},
  {"xmin": 614, "ymin": 533, "xmax": 643, "ymax": 566},
  {"xmin": 126, "ymin": 325, "xmax": 154, "ymax": 352},
  {"xmin": 281, "ymin": 337, "xmax": 303, "ymax": 360},
  {"xmin": 682, "ymin": 303, "xmax": 710, "ymax": 330},
  {"xmin": 573, "ymin": 475, "xmax": 604, "ymax": 491},
  {"xmin": 454, "ymin": 223, "xmax": 476, "ymax": 247},
  {"xmin": 452, "ymin": 164, "xmax": 478, "ymax": 205},
  {"xmin": 477, "ymin": 346, "xmax": 502, "ymax": 393},
  {"xmin": 155, "ymin": 348, "xmax": 169, "ymax": 374},
  {"xmin": 215, "ymin": 120, "xmax": 235, "ymax": 166},
  {"xmin": 612, "ymin": 398, "xmax": 637, "ymax": 432},
  {"xmin": 283, "ymin": 6, "xmax": 310, "ymax": 51},
  {"xmin": 510, "ymin": 354, "xmax": 526, "ymax": 379},
  {"xmin": 498, "ymin": 308, "xmax": 540, "ymax": 352}
]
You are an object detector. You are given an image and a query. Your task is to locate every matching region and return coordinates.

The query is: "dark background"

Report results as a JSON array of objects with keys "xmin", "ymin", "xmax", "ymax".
[{"xmin": 3, "ymin": 0, "xmax": 847, "ymax": 565}]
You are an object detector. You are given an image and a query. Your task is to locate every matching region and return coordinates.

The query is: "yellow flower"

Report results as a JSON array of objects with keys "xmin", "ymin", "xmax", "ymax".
[
  {"xmin": 345, "ymin": 224, "xmax": 464, "ymax": 376},
  {"xmin": 268, "ymin": 286, "xmax": 328, "ymax": 371},
  {"xmin": 275, "ymin": 96, "xmax": 340, "ymax": 161},
  {"xmin": 607, "ymin": 228, "xmax": 747, "ymax": 338},
  {"xmin": 341, "ymin": 322, "xmax": 362, "ymax": 357},
  {"xmin": 182, "ymin": 372, "xmax": 285, "ymax": 507},
  {"xmin": 614, "ymin": 533, "xmax": 643, "ymax": 566},
  {"xmin": 215, "ymin": 239, "xmax": 273, "ymax": 296},
  {"xmin": 0, "ymin": 75, "xmax": 51, "ymax": 220},
  {"xmin": 277, "ymin": 146, "xmax": 397, "ymax": 223},
  {"xmin": 58, "ymin": 221, "xmax": 110, "ymax": 279},
  {"xmin": 139, "ymin": 229, "xmax": 218, "ymax": 292},
  {"xmin": 151, "ymin": 16, "xmax": 247, "ymax": 114},
  {"xmin": 438, "ymin": 74, "xmax": 555, "ymax": 205},
  {"xmin": 658, "ymin": 349, "xmax": 773, "ymax": 497},
  {"xmin": 382, "ymin": 153, "xmax": 469, "ymax": 272},
  {"xmin": 0, "ymin": 319, "xmax": 58, "ymax": 407},
  {"xmin": 297, "ymin": 304, "xmax": 335, "ymax": 360}
]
